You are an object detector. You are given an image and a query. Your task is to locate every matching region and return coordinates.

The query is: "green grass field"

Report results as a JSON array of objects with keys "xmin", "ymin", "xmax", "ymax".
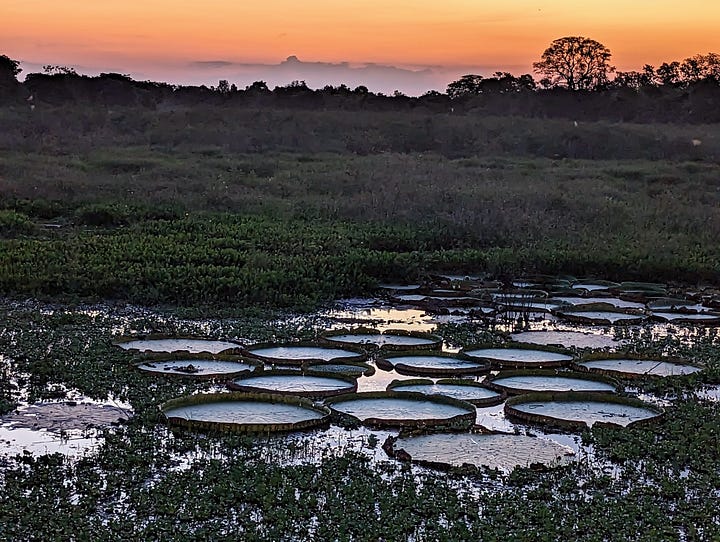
[{"xmin": 1, "ymin": 104, "xmax": 719, "ymax": 306}]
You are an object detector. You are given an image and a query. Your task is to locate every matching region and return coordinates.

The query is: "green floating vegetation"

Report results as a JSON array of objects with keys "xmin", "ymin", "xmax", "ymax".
[
  {"xmin": 227, "ymin": 369, "xmax": 357, "ymax": 398},
  {"xmin": 484, "ymin": 369, "xmax": 619, "ymax": 395},
  {"xmin": 325, "ymin": 391, "xmax": 476, "ymax": 429},
  {"xmin": 322, "ymin": 327, "xmax": 442, "ymax": 351},
  {"xmin": 574, "ymin": 353, "xmax": 703, "ymax": 379},
  {"xmin": 387, "ymin": 378, "xmax": 505, "ymax": 406},
  {"xmin": 161, "ymin": 392, "xmax": 331, "ymax": 433},
  {"xmin": 115, "ymin": 334, "xmax": 243, "ymax": 355},
  {"xmin": 376, "ymin": 351, "xmax": 490, "ymax": 377},
  {"xmin": 505, "ymin": 392, "xmax": 663, "ymax": 430},
  {"xmin": 461, "ymin": 343, "xmax": 574, "ymax": 369}
]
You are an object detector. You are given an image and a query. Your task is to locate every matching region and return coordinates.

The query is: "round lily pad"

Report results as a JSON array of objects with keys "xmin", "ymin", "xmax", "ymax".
[
  {"xmin": 244, "ymin": 343, "xmax": 366, "ymax": 365},
  {"xmin": 326, "ymin": 391, "xmax": 475, "ymax": 429},
  {"xmin": 509, "ymin": 331, "xmax": 626, "ymax": 350},
  {"xmin": 377, "ymin": 352, "xmax": 490, "ymax": 377},
  {"xmin": 136, "ymin": 355, "xmax": 259, "ymax": 379},
  {"xmin": 161, "ymin": 392, "xmax": 330, "ymax": 433},
  {"xmin": 485, "ymin": 370, "xmax": 618, "ymax": 395},
  {"xmin": 387, "ymin": 378, "xmax": 505, "ymax": 406},
  {"xmin": 228, "ymin": 370, "xmax": 357, "ymax": 398},
  {"xmin": 115, "ymin": 335, "xmax": 242, "ymax": 354},
  {"xmin": 575, "ymin": 355, "xmax": 702, "ymax": 378},
  {"xmin": 505, "ymin": 392, "xmax": 663, "ymax": 429},
  {"xmin": 462, "ymin": 344, "xmax": 573, "ymax": 369},
  {"xmin": 323, "ymin": 328, "xmax": 442, "ymax": 351},
  {"xmin": 385, "ymin": 432, "xmax": 575, "ymax": 471}
]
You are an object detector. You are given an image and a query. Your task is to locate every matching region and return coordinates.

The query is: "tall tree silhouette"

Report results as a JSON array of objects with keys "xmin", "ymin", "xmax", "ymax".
[{"xmin": 533, "ymin": 36, "xmax": 614, "ymax": 90}]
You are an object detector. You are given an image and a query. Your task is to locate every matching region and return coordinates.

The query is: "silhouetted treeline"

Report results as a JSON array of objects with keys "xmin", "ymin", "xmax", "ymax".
[{"xmin": 1, "ymin": 53, "xmax": 720, "ymax": 123}]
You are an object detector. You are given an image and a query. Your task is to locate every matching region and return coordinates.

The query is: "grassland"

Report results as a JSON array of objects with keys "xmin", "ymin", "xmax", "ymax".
[{"xmin": 1, "ymin": 104, "xmax": 719, "ymax": 307}]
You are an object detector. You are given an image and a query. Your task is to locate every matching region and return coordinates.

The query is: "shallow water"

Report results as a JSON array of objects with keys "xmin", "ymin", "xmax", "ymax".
[
  {"xmin": 393, "ymin": 432, "xmax": 575, "ymax": 470},
  {"xmin": 231, "ymin": 374, "xmax": 354, "ymax": 394},
  {"xmin": 577, "ymin": 359, "xmax": 702, "ymax": 377},
  {"xmin": 463, "ymin": 348, "xmax": 573, "ymax": 365},
  {"xmin": 118, "ymin": 338, "xmax": 240, "ymax": 354},
  {"xmin": 511, "ymin": 400, "xmax": 660, "ymax": 427},
  {"xmin": 247, "ymin": 346, "xmax": 360, "ymax": 361},
  {"xmin": 137, "ymin": 359, "xmax": 255, "ymax": 376},
  {"xmin": 389, "ymin": 383, "xmax": 502, "ymax": 402},
  {"xmin": 490, "ymin": 375, "xmax": 616, "ymax": 393},
  {"xmin": 164, "ymin": 401, "xmax": 325, "ymax": 425},
  {"xmin": 330, "ymin": 397, "xmax": 471, "ymax": 422}
]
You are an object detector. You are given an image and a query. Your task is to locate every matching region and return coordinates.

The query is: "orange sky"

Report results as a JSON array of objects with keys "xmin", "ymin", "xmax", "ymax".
[{"xmin": 2, "ymin": 0, "xmax": 719, "ymax": 85}]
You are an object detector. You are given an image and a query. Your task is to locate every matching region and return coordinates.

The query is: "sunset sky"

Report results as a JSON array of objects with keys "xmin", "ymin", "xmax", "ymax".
[{"xmin": 2, "ymin": 1, "xmax": 719, "ymax": 94}]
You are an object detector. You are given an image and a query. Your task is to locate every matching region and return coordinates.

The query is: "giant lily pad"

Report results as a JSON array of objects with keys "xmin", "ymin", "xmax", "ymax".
[
  {"xmin": 509, "ymin": 330, "xmax": 626, "ymax": 350},
  {"xmin": 228, "ymin": 370, "xmax": 357, "ymax": 398},
  {"xmin": 245, "ymin": 343, "xmax": 366, "ymax": 365},
  {"xmin": 485, "ymin": 370, "xmax": 618, "ymax": 395},
  {"xmin": 387, "ymin": 378, "xmax": 505, "ymax": 406},
  {"xmin": 161, "ymin": 393, "xmax": 330, "ymax": 433},
  {"xmin": 549, "ymin": 297, "xmax": 645, "ymax": 310},
  {"xmin": 575, "ymin": 355, "xmax": 702, "ymax": 378},
  {"xmin": 322, "ymin": 328, "xmax": 441, "ymax": 351},
  {"xmin": 505, "ymin": 392, "xmax": 663, "ymax": 429},
  {"xmin": 376, "ymin": 351, "xmax": 490, "ymax": 377},
  {"xmin": 384, "ymin": 432, "xmax": 575, "ymax": 471},
  {"xmin": 649, "ymin": 312, "xmax": 720, "ymax": 324},
  {"xmin": 136, "ymin": 355, "xmax": 259, "ymax": 379},
  {"xmin": 307, "ymin": 361, "xmax": 375, "ymax": 377},
  {"xmin": 326, "ymin": 391, "xmax": 475, "ymax": 429},
  {"xmin": 555, "ymin": 305, "xmax": 647, "ymax": 325},
  {"xmin": 115, "ymin": 335, "xmax": 242, "ymax": 354},
  {"xmin": 462, "ymin": 344, "xmax": 573, "ymax": 369}
]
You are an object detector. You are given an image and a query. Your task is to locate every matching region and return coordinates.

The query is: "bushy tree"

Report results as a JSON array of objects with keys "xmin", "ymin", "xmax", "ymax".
[
  {"xmin": 446, "ymin": 72, "xmax": 535, "ymax": 98},
  {"xmin": 680, "ymin": 53, "xmax": 720, "ymax": 83},
  {"xmin": 533, "ymin": 36, "xmax": 614, "ymax": 90},
  {"xmin": 0, "ymin": 54, "xmax": 21, "ymax": 81}
]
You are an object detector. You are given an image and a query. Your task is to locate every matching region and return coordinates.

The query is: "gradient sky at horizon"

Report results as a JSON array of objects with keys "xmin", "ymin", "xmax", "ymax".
[{"xmin": 2, "ymin": 1, "xmax": 719, "ymax": 93}]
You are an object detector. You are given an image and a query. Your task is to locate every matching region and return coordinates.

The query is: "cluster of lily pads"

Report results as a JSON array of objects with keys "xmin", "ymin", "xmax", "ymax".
[
  {"xmin": 112, "ymin": 273, "xmax": 711, "ymax": 471},
  {"xmin": 382, "ymin": 274, "xmax": 720, "ymax": 326}
]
